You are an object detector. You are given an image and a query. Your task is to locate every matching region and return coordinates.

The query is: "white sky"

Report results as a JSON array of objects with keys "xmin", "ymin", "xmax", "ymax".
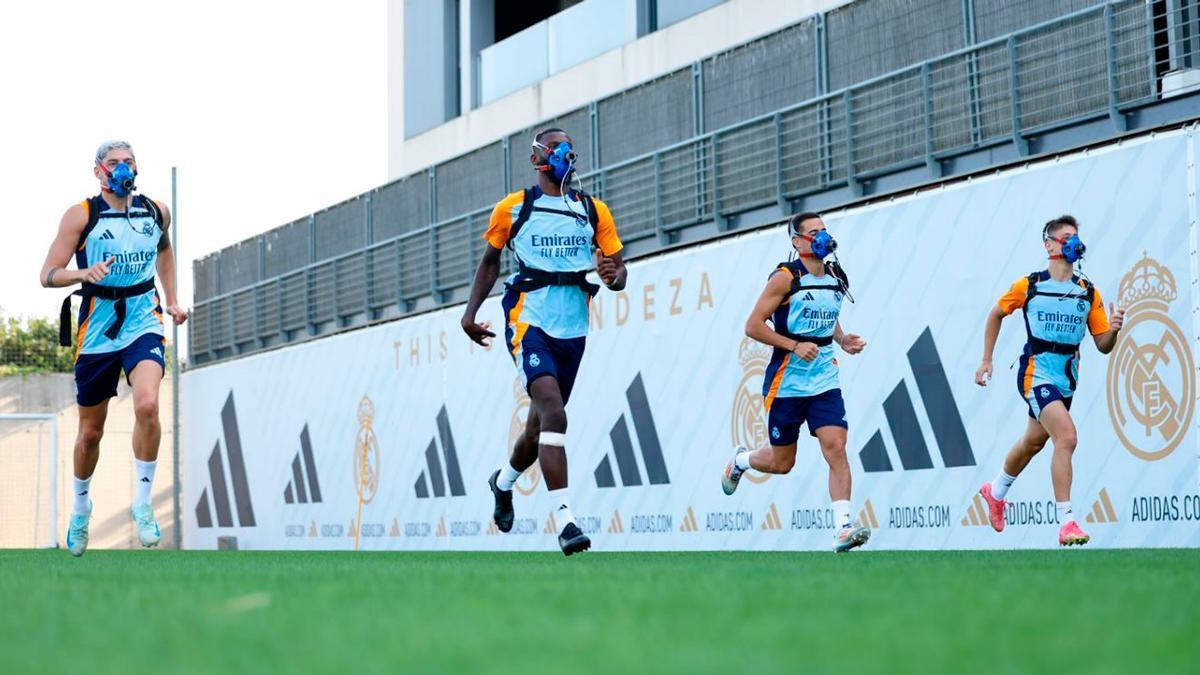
[{"xmin": 0, "ymin": 1, "xmax": 387, "ymax": 335}]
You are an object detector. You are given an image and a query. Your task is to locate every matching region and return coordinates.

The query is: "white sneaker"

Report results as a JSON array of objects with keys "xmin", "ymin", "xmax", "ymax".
[
  {"xmin": 721, "ymin": 446, "xmax": 748, "ymax": 495},
  {"xmin": 131, "ymin": 503, "xmax": 161, "ymax": 547},
  {"xmin": 66, "ymin": 500, "xmax": 92, "ymax": 557}
]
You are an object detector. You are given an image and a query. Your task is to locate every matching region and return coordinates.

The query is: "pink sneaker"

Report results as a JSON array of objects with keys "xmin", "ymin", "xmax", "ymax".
[
  {"xmin": 979, "ymin": 483, "xmax": 1006, "ymax": 532},
  {"xmin": 1058, "ymin": 520, "xmax": 1090, "ymax": 547}
]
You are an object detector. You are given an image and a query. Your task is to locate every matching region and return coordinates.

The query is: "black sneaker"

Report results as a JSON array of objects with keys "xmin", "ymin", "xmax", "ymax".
[
  {"xmin": 558, "ymin": 522, "xmax": 591, "ymax": 556},
  {"xmin": 488, "ymin": 470, "xmax": 514, "ymax": 533}
]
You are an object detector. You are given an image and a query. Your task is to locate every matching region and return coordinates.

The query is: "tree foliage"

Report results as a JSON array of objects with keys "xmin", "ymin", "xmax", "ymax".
[{"xmin": 0, "ymin": 311, "xmax": 74, "ymax": 374}]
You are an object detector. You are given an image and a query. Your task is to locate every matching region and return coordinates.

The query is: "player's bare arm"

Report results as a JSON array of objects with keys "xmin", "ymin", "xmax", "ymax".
[
  {"xmin": 461, "ymin": 244, "xmax": 502, "ymax": 346},
  {"xmin": 1093, "ymin": 303, "xmax": 1125, "ymax": 354},
  {"xmin": 596, "ymin": 250, "xmax": 627, "ymax": 291},
  {"xmin": 834, "ymin": 321, "xmax": 866, "ymax": 354},
  {"xmin": 40, "ymin": 203, "xmax": 113, "ymax": 288},
  {"xmin": 151, "ymin": 201, "xmax": 187, "ymax": 325},
  {"xmin": 975, "ymin": 304, "xmax": 1006, "ymax": 386},
  {"xmin": 745, "ymin": 271, "xmax": 819, "ymax": 361}
]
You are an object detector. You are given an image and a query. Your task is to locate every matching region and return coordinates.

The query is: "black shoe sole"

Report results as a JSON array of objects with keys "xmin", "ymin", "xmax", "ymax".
[
  {"xmin": 560, "ymin": 534, "xmax": 591, "ymax": 556},
  {"xmin": 488, "ymin": 472, "xmax": 514, "ymax": 533}
]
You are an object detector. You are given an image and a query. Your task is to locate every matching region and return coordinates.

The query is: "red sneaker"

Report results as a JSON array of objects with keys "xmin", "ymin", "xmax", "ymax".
[
  {"xmin": 979, "ymin": 483, "xmax": 1006, "ymax": 532},
  {"xmin": 1058, "ymin": 520, "xmax": 1090, "ymax": 547}
]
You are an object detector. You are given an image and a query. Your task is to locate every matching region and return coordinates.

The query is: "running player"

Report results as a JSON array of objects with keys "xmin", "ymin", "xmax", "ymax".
[
  {"xmin": 973, "ymin": 215, "xmax": 1124, "ymax": 546},
  {"xmin": 460, "ymin": 128, "xmax": 626, "ymax": 556},
  {"xmin": 39, "ymin": 141, "xmax": 187, "ymax": 556},
  {"xmin": 720, "ymin": 212, "xmax": 871, "ymax": 553}
]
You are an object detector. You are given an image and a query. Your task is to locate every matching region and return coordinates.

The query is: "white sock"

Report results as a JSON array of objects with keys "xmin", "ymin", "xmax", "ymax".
[
  {"xmin": 1056, "ymin": 501, "xmax": 1073, "ymax": 524},
  {"xmin": 991, "ymin": 470, "xmax": 1018, "ymax": 500},
  {"xmin": 495, "ymin": 463, "xmax": 522, "ymax": 492},
  {"xmin": 72, "ymin": 476, "xmax": 92, "ymax": 515},
  {"xmin": 547, "ymin": 487, "xmax": 576, "ymax": 532},
  {"xmin": 832, "ymin": 500, "xmax": 851, "ymax": 529},
  {"xmin": 734, "ymin": 451, "xmax": 753, "ymax": 471},
  {"xmin": 134, "ymin": 459, "xmax": 157, "ymax": 508}
]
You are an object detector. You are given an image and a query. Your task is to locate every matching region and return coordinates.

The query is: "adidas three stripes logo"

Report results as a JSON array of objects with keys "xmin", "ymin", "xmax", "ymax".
[
  {"xmin": 195, "ymin": 393, "xmax": 257, "ymax": 528},
  {"xmin": 859, "ymin": 328, "xmax": 976, "ymax": 472},
  {"xmin": 414, "ymin": 406, "xmax": 466, "ymax": 498},
  {"xmin": 595, "ymin": 374, "xmax": 669, "ymax": 488},
  {"xmin": 283, "ymin": 425, "xmax": 323, "ymax": 504}
]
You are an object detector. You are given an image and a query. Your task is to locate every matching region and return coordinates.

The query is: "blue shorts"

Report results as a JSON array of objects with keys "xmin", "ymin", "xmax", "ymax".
[
  {"xmin": 766, "ymin": 388, "xmax": 847, "ymax": 446},
  {"xmin": 1023, "ymin": 383, "xmax": 1073, "ymax": 420},
  {"xmin": 74, "ymin": 332, "xmax": 166, "ymax": 407}
]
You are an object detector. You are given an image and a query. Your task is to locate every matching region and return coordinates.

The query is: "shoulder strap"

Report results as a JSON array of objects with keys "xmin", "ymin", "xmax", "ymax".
[
  {"xmin": 573, "ymin": 189, "xmax": 600, "ymax": 248},
  {"xmin": 776, "ymin": 261, "xmax": 805, "ymax": 303},
  {"xmin": 138, "ymin": 195, "xmax": 164, "ymax": 230},
  {"xmin": 76, "ymin": 196, "xmax": 104, "ymax": 252},
  {"xmin": 825, "ymin": 260, "xmax": 850, "ymax": 290},
  {"xmin": 574, "ymin": 190, "xmax": 599, "ymax": 228},
  {"xmin": 1023, "ymin": 271, "xmax": 1044, "ymax": 307},
  {"xmin": 1077, "ymin": 276, "xmax": 1095, "ymax": 304},
  {"xmin": 507, "ymin": 188, "xmax": 537, "ymax": 250}
]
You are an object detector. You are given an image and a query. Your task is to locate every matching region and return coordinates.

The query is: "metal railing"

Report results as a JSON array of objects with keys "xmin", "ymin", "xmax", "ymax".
[{"xmin": 189, "ymin": 0, "xmax": 1200, "ymax": 366}]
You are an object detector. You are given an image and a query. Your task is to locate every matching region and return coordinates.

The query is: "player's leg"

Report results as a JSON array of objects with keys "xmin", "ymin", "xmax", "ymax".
[
  {"xmin": 124, "ymin": 337, "xmax": 165, "ymax": 547},
  {"xmin": 489, "ymin": 408, "xmax": 539, "ymax": 533},
  {"xmin": 815, "ymin": 425, "xmax": 866, "ymax": 552},
  {"xmin": 68, "ymin": 350, "xmax": 121, "ymax": 557},
  {"xmin": 1038, "ymin": 399, "xmax": 1088, "ymax": 545},
  {"xmin": 980, "ymin": 367, "xmax": 1055, "ymax": 531},
  {"xmin": 529, "ymin": 375, "xmax": 587, "ymax": 555},
  {"xmin": 979, "ymin": 417, "xmax": 1050, "ymax": 532},
  {"xmin": 533, "ymin": 332, "xmax": 589, "ymax": 554},
  {"xmin": 722, "ymin": 399, "xmax": 801, "ymax": 494},
  {"xmin": 804, "ymin": 389, "xmax": 867, "ymax": 552},
  {"xmin": 67, "ymin": 401, "xmax": 109, "ymax": 557},
  {"xmin": 489, "ymin": 295, "xmax": 545, "ymax": 532},
  {"xmin": 510, "ymin": 409, "xmax": 541, "ymax": 473},
  {"xmin": 74, "ymin": 402, "xmax": 107, "ymax": 488}
]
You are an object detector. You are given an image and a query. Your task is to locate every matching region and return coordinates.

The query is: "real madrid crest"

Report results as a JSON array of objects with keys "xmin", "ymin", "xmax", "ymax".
[
  {"xmin": 507, "ymin": 378, "xmax": 541, "ymax": 495},
  {"xmin": 354, "ymin": 395, "xmax": 381, "ymax": 502},
  {"xmin": 1106, "ymin": 255, "xmax": 1195, "ymax": 461},
  {"xmin": 731, "ymin": 336, "xmax": 772, "ymax": 483}
]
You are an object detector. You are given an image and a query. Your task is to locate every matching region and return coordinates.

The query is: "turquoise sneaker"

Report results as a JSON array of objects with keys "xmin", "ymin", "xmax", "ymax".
[
  {"xmin": 131, "ymin": 503, "xmax": 161, "ymax": 548},
  {"xmin": 66, "ymin": 501, "xmax": 92, "ymax": 557},
  {"xmin": 833, "ymin": 521, "xmax": 871, "ymax": 553}
]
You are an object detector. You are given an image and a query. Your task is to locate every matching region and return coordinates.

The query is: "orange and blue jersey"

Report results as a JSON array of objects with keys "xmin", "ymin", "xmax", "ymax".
[
  {"xmin": 998, "ymin": 272, "xmax": 1109, "ymax": 400},
  {"xmin": 761, "ymin": 261, "xmax": 844, "ymax": 408},
  {"xmin": 74, "ymin": 196, "xmax": 165, "ymax": 357},
  {"xmin": 484, "ymin": 187, "xmax": 622, "ymax": 341}
]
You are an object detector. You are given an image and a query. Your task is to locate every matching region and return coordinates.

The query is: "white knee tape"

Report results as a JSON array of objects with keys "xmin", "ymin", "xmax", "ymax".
[{"xmin": 539, "ymin": 432, "xmax": 567, "ymax": 447}]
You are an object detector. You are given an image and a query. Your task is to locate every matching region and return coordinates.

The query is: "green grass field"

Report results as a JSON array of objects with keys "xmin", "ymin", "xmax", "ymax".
[{"xmin": 1, "ymin": 549, "xmax": 1195, "ymax": 674}]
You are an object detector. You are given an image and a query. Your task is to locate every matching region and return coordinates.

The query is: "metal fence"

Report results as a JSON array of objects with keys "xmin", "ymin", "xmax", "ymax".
[{"xmin": 190, "ymin": 0, "xmax": 1200, "ymax": 366}]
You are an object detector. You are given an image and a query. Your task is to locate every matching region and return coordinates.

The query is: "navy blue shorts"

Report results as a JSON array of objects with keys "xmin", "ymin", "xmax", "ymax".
[
  {"xmin": 1023, "ymin": 383, "xmax": 1073, "ymax": 420},
  {"xmin": 766, "ymin": 388, "xmax": 847, "ymax": 446},
  {"xmin": 74, "ymin": 332, "xmax": 166, "ymax": 407},
  {"xmin": 500, "ymin": 301, "xmax": 586, "ymax": 404}
]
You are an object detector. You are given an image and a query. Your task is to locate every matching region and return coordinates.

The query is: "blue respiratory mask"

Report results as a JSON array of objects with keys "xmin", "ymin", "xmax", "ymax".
[
  {"xmin": 1049, "ymin": 234, "xmax": 1086, "ymax": 263},
  {"xmin": 799, "ymin": 230, "xmax": 838, "ymax": 259},
  {"xmin": 103, "ymin": 162, "xmax": 137, "ymax": 197},
  {"xmin": 535, "ymin": 141, "xmax": 576, "ymax": 183}
]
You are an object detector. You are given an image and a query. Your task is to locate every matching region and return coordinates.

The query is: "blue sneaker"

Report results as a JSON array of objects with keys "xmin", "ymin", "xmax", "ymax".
[
  {"xmin": 131, "ymin": 503, "xmax": 161, "ymax": 547},
  {"xmin": 66, "ymin": 501, "xmax": 92, "ymax": 557}
]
